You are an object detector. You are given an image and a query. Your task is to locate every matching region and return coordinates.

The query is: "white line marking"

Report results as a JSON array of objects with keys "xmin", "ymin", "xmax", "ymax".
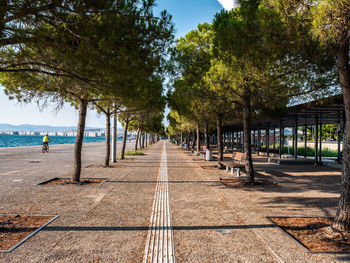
[
  {"xmin": 1, "ymin": 169, "xmax": 27, "ymax": 175},
  {"xmin": 143, "ymin": 141, "xmax": 175, "ymax": 263}
]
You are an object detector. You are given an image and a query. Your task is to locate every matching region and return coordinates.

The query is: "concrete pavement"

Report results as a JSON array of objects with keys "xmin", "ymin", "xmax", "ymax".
[{"xmin": 0, "ymin": 141, "xmax": 347, "ymax": 262}]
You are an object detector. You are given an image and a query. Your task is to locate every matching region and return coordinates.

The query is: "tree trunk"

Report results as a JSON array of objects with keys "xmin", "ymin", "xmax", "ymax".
[
  {"xmin": 135, "ymin": 127, "xmax": 140, "ymax": 151},
  {"xmin": 104, "ymin": 109, "xmax": 111, "ymax": 167},
  {"xmin": 333, "ymin": 41, "xmax": 350, "ymax": 231},
  {"xmin": 139, "ymin": 130, "xmax": 143, "ymax": 149},
  {"xmin": 142, "ymin": 132, "xmax": 145, "ymax": 149},
  {"xmin": 180, "ymin": 133, "xmax": 183, "ymax": 145},
  {"xmin": 192, "ymin": 131, "xmax": 196, "ymax": 149},
  {"xmin": 196, "ymin": 123, "xmax": 200, "ymax": 154},
  {"xmin": 204, "ymin": 121, "xmax": 209, "ymax": 149},
  {"xmin": 186, "ymin": 132, "xmax": 189, "ymax": 150},
  {"xmin": 145, "ymin": 133, "xmax": 148, "ymax": 147},
  {"xmin": 121, "ymin": 117, "xmax": 129, "ymax": 160},
  {"xmin": 217, "ymin": 114, "xmax": 223, "ymax": 168},
  {"xmin": 72, "ymin": 98, "xmax": 88, "ymax": 183},
  {"xmin": 243, "ymin": 90, "xmax": 255, "ymax": 184}
]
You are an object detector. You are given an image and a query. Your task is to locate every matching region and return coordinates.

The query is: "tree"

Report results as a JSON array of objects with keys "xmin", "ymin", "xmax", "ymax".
[
  {"xmin": 169, "ymin": 23, "xmax": 230, "ymax": 161},
  {"xmin": 267, "ymin": 0, "xmax": 350, "ymax": 233},
  {"xmin": 213, "ymin": 0, "xmax": 314, "ymax": 183},
  {"xmin": 202, "ymin": 60, "xmax": 241, "ymax": 166},
  {"xmin": 94, "ymin": 98, "xmax": 122, "ymax": 167},
  {"xmin": 0, "ymin": 0, "xmax": 174, "ymax": 182}
]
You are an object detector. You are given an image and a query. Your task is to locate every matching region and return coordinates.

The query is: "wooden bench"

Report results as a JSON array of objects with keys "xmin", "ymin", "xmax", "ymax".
[{"xmin": 218, "ymin": 152, "xmax": 245, "ymax": 177}]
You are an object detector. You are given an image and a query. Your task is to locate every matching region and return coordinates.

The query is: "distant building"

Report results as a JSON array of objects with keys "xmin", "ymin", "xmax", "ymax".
[
  {"xmin": 86, "ymin": 131, "xmax": 97, "ymax": 137},
  {"xmin": 97, "ymin": 131, "xmax": 105, "ymax": 137},
  {"xmin": 57, "ymin": 131, "xmax": 67, "ymax": 136}
]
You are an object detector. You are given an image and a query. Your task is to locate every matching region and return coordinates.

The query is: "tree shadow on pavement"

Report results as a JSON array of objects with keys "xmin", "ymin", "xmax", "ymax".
[{"xmin": 41, "ymin": 223, "xmax": 275, "ymax": 232}]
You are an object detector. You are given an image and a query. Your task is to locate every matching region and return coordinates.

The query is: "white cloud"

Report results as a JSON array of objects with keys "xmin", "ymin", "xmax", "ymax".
[{"xmin": 217, "ymin": 0, "xmax": 239, "ymax": 11}]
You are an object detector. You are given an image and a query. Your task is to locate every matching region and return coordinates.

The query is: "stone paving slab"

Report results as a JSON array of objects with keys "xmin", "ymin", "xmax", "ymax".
[
  {"xmin": 177, "ymin": 144, "xmax": 346, "ymax": 262},
  {"xmin": 0, "ymin": 141, "xmax": 153, "ymax": 263},
  {"xmin": 0, "ymin": 141, "xmax": 348, "ymax": 262}
]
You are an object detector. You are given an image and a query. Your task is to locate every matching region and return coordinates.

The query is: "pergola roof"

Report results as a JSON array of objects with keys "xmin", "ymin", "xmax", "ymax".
[{"xmin": 224, "ymin": 94, "xmax": 345, "ymax": 131}]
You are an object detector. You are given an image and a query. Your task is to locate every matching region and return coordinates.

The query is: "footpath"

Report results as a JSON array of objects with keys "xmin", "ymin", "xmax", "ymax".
[{"xmin": 0, "ymin": 141, "xmax": 347, "ymax": 262}]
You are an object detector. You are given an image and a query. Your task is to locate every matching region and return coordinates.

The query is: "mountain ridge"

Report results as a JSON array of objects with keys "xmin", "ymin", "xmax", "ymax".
[{"xmin": 0, "ymin": 123, "xmax": 116, "ymax": 132}]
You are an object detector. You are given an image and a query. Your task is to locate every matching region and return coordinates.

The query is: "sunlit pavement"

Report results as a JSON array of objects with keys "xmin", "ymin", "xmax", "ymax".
[{"xmin": 0, "ymin": 141, "xmax": 346, "ymax": 262}]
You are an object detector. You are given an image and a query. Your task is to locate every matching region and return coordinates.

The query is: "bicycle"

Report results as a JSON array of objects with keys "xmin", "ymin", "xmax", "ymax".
[{"xmin": 42, "ymin": 143, "xmax": 49, "ymax": 153}]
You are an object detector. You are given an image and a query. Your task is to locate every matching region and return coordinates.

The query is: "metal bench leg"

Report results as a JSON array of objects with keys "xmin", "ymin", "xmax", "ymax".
[
  {"xmin": 236, "ymin": 168, "xmax": 240, "ymax": 177},
  {"xmin": 226, "ymin": 166, "xmax": 228, "ymax": 172},
  {"xmin": 230, "ymin": 168, "xmax": 233, "ymax": 174}
]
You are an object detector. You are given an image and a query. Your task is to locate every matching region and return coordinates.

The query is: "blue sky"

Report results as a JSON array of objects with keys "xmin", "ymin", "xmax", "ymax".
[{"xmin": 0, "ymin": 0, "xmax": 231, "ymax": 128}]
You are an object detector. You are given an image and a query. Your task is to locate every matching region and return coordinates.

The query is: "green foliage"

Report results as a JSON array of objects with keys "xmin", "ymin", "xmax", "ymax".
[
  {"xmin": 281, "ymin": 145, "xmax": 339, "ymax": 157},
  {"xmin": 0, "ymin": 0, "xmax": 174, "ymax": 110},
  {"xmin": 124, "ymin": 151, "xmax": 145, "ymax": 156}
]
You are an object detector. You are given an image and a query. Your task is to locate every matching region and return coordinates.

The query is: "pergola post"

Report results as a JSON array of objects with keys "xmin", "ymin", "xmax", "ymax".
[
  {"xmin": 319, "ymin": 117, "xmax": 322, "ymax": 163},
  {"xmin": 257, "ymin": 127, "xmax": 261, "ymax": 155},
  {"xmin": 338, "ymin": 123, "xmax": 342, "ymax": 163},
  {"xmin": 238, "ymin": 131, "xmax": 241, "ymax": 148},
  {"xmin": 112, "ymin": 103, "xmax": 117, "ymax": 163},
  {"xmin": 253, "ymin": 129, "xmax": 256, "ymax": 152},
  {"xmin": 236, "ymin": 131, "xmax": 238, "ymax": 148},
  {"xmin": 266, "ymin": 124, "xmax": 270, "ymax": 157},
  {"xmin": 233, "ymin": 131, "xmax": 235, "ymax": 147},
  {"xmin": 294, "ymin": 118, "xmax": 298, "ymax": 159},
  {"xmin": 315, "ymin": 115, "xmax": 319, "ymax": 164},
  {"xmin": 304, "ymin": 124, "xmax": 307, "ymax": 158},
  {"xmin": 292, "ymin": 126, "xmax": 295, "ymax": 157},
  {"xmin": 273, "ymin": 128, "xmax": 276, "ymax": 150},
  {"xmin": 223, "ymin": 130, "xmax": 225, "ymax": 148},
  {"xmin": 279, "ymin": 121, "xmax": 283, "ymax": 159},
  {"xmin": 242, "ymin": 130, "xmax": 244, "ymax": 153}
]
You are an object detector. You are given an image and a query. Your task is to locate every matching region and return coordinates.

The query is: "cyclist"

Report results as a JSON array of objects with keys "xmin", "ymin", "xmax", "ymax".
[{"xmin": 42, "ymin": 134, "xmax": 51, "ymax": 149}]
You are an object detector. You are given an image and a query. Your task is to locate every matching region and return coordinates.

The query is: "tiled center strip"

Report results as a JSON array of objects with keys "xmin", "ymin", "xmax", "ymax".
[{"xmin": 143, "ymin": 141, "xmax": 176, "ymax": 263}]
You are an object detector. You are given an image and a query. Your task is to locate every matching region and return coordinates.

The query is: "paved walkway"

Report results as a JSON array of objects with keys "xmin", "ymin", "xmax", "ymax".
[{"xmin": 0, "ymin": 141, "xmax": 348, "ymax": 262}]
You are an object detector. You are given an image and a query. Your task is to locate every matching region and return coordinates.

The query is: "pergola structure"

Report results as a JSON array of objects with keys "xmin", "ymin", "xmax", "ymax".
[{"xmin": 221, "ymin": 95, "xmax": 345, "ymax": 164}]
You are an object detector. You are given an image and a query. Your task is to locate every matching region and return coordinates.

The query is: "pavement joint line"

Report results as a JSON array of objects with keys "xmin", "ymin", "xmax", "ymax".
[
  {"xmin": 143, "ymin": 141, "xmax": 175, "ymax": 263},
  {"xmin": 36, "ymin": 166, "xmax": 135, "ymax": 263},
  {"xmin": 183, "ymin": 145, "xmax": 285, "ymax": 263},
  {"xmin": 1, "ymin": 169, "xmax": 28, "ymax": 175}
]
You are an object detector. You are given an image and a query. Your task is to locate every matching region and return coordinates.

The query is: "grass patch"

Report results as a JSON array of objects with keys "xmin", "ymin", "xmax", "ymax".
[
  {"xmin": 259, "ymin": 145, "xmax": 339, "ymax": 157},
  {"xmin": 281, "ymin": 146, "xmax": 339, "ymax": 157},
  {"xmin": 124, "ymin": 151, "xmax": 144, "ymax": 156}
]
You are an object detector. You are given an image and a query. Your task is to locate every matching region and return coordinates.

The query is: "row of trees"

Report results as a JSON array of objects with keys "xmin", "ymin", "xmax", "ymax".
[
  {"xmin": 0, "ymin": 1, "xmax": 173, "ymax": 182},
  {"xmin": 168, "ymin": 0, "xmax": 350, "ymax": 232}
]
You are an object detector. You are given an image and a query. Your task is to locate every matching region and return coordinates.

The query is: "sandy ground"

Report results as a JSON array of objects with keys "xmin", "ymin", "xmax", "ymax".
[{"xmin": 0, "ymin": 141, "xmax": 347, "ymax": 262}]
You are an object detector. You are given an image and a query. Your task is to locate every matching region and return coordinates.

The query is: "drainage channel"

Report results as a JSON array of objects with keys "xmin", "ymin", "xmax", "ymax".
[{"xmin": 143, "ymin": 141, "xmax": 175, "ymax": 263}]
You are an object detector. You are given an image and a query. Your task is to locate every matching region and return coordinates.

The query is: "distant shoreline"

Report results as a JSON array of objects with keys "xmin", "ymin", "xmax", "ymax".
[
  {"xmin": 0, "ymin": 140, "xmax": 136, "ymax": 150},
  {"xmin": 0, "ymin": 134, "xmax": 134, "ymax": 149}
]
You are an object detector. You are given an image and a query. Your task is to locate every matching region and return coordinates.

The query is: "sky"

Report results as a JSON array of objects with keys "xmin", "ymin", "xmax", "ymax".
[{"xmin": 0, "ymin": 0, "xmax": 233, "ymax": 128}]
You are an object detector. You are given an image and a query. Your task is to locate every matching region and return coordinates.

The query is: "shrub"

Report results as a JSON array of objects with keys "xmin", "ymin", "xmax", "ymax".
[{"xmin": 124, "ymin": 151, "xmax": 144, "ymax": 156}]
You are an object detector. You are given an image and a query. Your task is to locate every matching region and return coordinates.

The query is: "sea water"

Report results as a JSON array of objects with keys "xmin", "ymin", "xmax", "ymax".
[{"xmin": 0, "ymin": 134, "xmax": 122, "ymax": 148}]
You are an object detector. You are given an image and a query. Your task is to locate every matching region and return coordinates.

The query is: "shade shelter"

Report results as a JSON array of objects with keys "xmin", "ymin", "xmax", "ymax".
[{"xmin": 222, "ymin": 95, "xmax": 345, "ymax": 164}]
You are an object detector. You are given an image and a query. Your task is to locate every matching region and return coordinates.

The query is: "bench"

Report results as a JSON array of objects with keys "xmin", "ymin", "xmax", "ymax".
[{"xmin": 218, "ymin": 152, "xmax": 245, "ymax": 177}]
